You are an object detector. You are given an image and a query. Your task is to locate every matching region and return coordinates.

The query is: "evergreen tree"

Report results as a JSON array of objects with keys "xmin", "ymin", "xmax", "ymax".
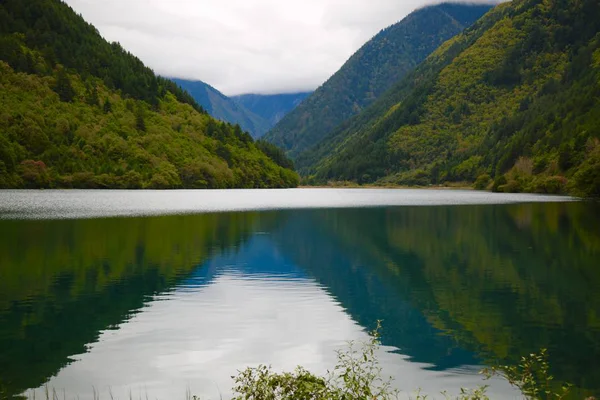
[
  {"xmin": 206, "ymin": 119, "xmax": 218, "ymax": 138},
  {"xmin": 103, "ymin": 97, "xmax": 112, "ymax": 113},
  {"xmin": 86, "ymin": 84, "xmax": 99, "ymax": 106},
  {"xmin": 135, "ymin": 105, "xmax": 146, "ymax": 132},
  {"xmin": 54, "ymin": 67, "xmax": 75, "ymax": 102}
]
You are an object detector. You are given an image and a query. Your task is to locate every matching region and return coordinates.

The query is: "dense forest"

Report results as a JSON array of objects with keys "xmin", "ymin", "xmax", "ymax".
[
  {"xmin": 263, "ymin": 3, "xmax": 492, "ymax": 157},
  {"xmin": 299, "ymin": 0, "xmax": 600, "ymax": 197},
  {"xmin": 0, "ymin": 0, "xmax": 298, "ymax": 189}
]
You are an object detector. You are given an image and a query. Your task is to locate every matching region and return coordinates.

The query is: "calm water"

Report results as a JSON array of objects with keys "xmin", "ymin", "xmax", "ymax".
[{"xmin": 0, "ymin": 189, "xmax": 598, "ymax": 399}]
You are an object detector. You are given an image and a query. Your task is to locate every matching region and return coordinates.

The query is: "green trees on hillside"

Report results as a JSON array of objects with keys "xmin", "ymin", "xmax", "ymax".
[
  {"xmin": 0, "ymin": 0, "xmax": 298, "ymax": 189},
  {"xmin": 0, "ymin": 0, "xmax": 204, "ymax": 113},
  {"xmin": 264, "ymin": 4, "xmax": 492, "ymax": 157},
  {"xmin": 256, "ymin": 140, "xmax": 295, "ymax": 170},
  {"xmin": 300, "ymin": 0, "xmax": 600, "ymax": 197},
  {"xmin": 0, "ymin": 62, "xmax": 299, "ymax": 189}
]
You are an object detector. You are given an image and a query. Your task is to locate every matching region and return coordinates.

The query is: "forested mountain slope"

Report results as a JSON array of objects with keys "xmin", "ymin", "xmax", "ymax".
[
  {"xmin": 0, "ymin": 0, "xmax": 298, "ymax": 189},
  {"xmin": 172, "ymin": 79, "xmax": 272, "ymax": 138},
  {"xmin": 233, "ymin": 92, "xmax": 311, "ymax": 127},
  {"xmin": 302, "ymin": 0, "xmax": 600, "ymax": 197},
  {"xmin": 263, "ymin": 3, "xmax": 493, "ymax": 157}
]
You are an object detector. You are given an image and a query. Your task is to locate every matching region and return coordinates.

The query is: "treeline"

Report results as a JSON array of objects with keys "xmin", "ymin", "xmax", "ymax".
[
  {"xmin": 299, "ymin": 0, "xmax": 600, "ymax": 197},
  {"xmin": 0, "ymin": 0, "xmax": 298, "ymax": 189}
]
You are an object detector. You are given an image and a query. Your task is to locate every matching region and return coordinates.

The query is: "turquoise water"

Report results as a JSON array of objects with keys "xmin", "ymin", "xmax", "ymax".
[{"xmin": 0, "ymin": 189, "xmax": 597, "ymax": 399}]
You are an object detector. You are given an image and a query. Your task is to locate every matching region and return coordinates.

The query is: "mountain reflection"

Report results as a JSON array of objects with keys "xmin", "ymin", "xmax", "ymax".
[{"xmin": 0, "ymin": 202, "xmax": 599, "ymax": 398}]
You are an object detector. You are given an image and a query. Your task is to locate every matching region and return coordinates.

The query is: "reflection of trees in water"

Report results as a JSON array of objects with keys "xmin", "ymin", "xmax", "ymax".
[
  {"xmin": 271, "ymin": 203, "xmax": 600, "ymax": 395},
  {"xmin": 1, "ymin": 203, "xmax": 599, "ymax": 397},
  {"xmin": 0, "ymin": 212, "xmax": 263, "ymax": 397}
]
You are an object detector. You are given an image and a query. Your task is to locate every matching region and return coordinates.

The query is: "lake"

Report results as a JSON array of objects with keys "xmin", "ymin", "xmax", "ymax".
[{"xmin": 0, "ymin": 189, "xmax": 598, "ymax": 399}]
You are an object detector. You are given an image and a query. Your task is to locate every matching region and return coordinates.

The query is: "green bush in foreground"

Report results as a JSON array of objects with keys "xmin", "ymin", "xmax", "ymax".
[
  {"xmin": 231, "ymin": 322, "xmax": 398, "ymax": 400},
  {"xmin": 229, "ymin": 322, "xmax": 574, "ymax": 400}
]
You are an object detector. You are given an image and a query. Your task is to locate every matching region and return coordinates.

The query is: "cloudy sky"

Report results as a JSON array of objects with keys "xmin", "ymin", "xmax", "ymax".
[{"xmin": 64, "ymin": 0, "xmax": 497, "ymax": 96}]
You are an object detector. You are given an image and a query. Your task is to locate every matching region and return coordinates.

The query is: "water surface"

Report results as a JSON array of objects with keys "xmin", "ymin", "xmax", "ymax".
[
  {"xmin": 0, "ymin": 190, "xmax": 597, "ymax": 399},
  {"xmin": 0, "ymin": 188, "xmax": 575, "ymax": 219}
]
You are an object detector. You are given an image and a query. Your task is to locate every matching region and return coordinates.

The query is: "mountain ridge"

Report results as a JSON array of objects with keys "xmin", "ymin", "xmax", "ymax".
[
  {"xmin": 263, "ymin": 2, "xmax": 494, "ymax": 157},
  {"xmin": 172, "ymin": 79, "xmax": 272, "ymax": 138},
  {"xmin": 233, "ymin": 92, "xmax": 311, "ymax": 127},
  {"xmin": 300, "ymin": 0, "xmax": 600, "ymax": 197},
  {"xmin": 0, "ymin": 0, "xmax": 299, "ymax": 189}
]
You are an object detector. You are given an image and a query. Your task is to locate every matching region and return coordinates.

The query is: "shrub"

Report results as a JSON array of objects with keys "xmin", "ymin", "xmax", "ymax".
[
  {"xmin": 473, "ymin": 174, "xmax": 492, "ymax": 190},
  {"xmin": 121, "ymin": 170, "xmax": 143, "ymax": 189},
  {"xmin": 229, "ymin": 323, "xmax": 573, "ymax": 400},
  {"xmin": 397, "ymin": 169, "xmax": 430, "ymax": 186},
  {"xmin": 18, "ymin": 159, "xmax": 50, "ymax": 188},
  {"xmin": 533, "ymin": 176, "xmax": 567, "ymax": 194},
  {"xmin": 483, "ymin": 349, "xmax": 572, "ymax": 400},
  {"xmin": 571, "ymin": 141, "xmax": 600, "ymax": 197},
  {"xmin": 231, "ymin": 322, "xmax": 400, "ymax": 400},
  {"xmin": 498, "ymin": 179, "xmax": 523, "ymax": 193},
  {"xmin": 71, "ymin": 171, "xmax": 98, "ymax": 188},
  {"xmin": 492, "ymin": 175, "xmax": 507, "ymax": 192}
]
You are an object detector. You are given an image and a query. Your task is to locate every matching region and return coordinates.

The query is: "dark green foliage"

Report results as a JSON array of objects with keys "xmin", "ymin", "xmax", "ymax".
[
  {"xmin": 135, "ymin": 105, "xmax": 146, "ymax": 132},
  {"xmin": 0, "ymin": 0, "xmax": 205, "ymax": 113},
  {"xmin": 256, "ymin": 140, "xmax": 295, "ymax": 170},
  {"xmin": 300, "ymin": 0, "xmax": 600, "ymax": 197},
  {"xmin": 473, "ymin": 174, "xmax": 492, "ymax": 190},
  {"xmin": 86, "ymin": 83, "xmax": 99, "ymax": 106},
  {"xmin": 263, "ymin": 3, "xmax": 492, "ymax": 157},
  {"xmin": 492, "ymin": 176, "xmax": 508, "ymax": 193},
  {"xmin": 571, "ymin": 144, "xmax": 600, "ymax": 197},
  {"xmin": 54, "ymin": 67, "xmax": 75, "ymax": 102},
  {"xmin": 103, "ymin": 97, "xmax": 112, "ymax": 113}
]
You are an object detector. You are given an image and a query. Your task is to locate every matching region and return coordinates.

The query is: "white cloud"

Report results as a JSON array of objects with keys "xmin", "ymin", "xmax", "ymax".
[{"xmin": 64, "ymin": 0, "xmax": 500, "ymax": 96}]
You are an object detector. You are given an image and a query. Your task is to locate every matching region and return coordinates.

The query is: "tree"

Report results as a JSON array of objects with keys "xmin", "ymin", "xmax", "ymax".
[
  {"xmin": 103, "ymin": 97, "xmax": 112, "ymax": 113},
  {"xmin": 206, "ymin": 118, "xmax": 218, "ymax": 138},
  {"xmin": 135, "ymin": 104, "xmax": 146, "ymax": 132},
  {"xmin": 18, "ymin": 160, "xmax": 50, "ymax": 188},
  {"xmin": 86, "ymin": 83, "xmax": 99, "ymax": 106},
  {"xmin": 54, "ymin": 67, "xmax": 75, "ymax": 102}
]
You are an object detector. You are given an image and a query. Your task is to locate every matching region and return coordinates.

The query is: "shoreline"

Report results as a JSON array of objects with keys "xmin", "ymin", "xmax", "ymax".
[{"xmin": 298, "ymin": 183, "xmax": 475, "ymax": 190}]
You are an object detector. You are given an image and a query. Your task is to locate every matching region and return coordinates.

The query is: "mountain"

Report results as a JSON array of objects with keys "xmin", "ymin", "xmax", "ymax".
[
  {"xmin": 232, "ymin": 92, "xmax": 312, "ymax": 127},
  {"xmin": 171, "ymin": 79, "xmax": 272, "ymax": 138},
  {"xmin": 300, "ymin": 0, "xmax": 600, "ymax": 197},
  {"xmin": 263, "ymin": 3, "xmax": 494, "ymax": 157},
  {"xmin": 0, "ymin": 0, "xmax": 298, "ymax": 189}
]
